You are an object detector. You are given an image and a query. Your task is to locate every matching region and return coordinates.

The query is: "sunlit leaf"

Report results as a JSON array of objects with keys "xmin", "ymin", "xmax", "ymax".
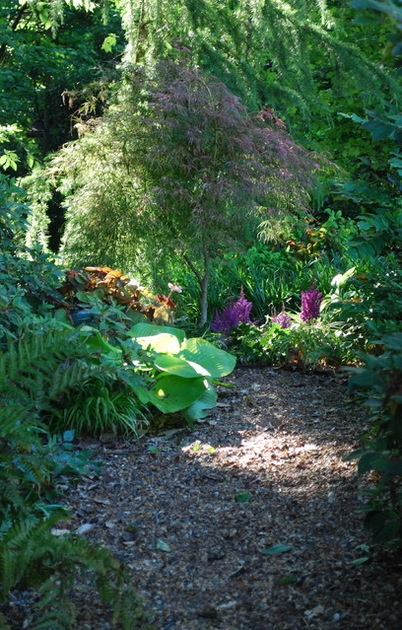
[
  {"xmin": 183, "ymin": 385, "xmax": 218, "ymax": 422},
  {"xmin": 179, "ymin": 338, "xmax": 236, "ymax": 378},
  {"xmin": 101, "ymin": 34, "xmax": 117, "ymax": 53},
  {"xmin": 134, "ymin": 376, "xmax": 206, "ymax": 413},
  {"xmin": 129, "ymin": 322, "xmax": 185, "ymax": 344},
  {"xmin": 134, "ymin": 332, "xmax": 181, "ymax": 354},
  {"xmin": 153, "ymin": 354, "xmax": 201, "ymax": 378}
]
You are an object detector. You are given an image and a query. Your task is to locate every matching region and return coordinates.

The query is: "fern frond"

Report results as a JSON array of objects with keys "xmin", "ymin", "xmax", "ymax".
[
  {"xmin": 47, "ymin": 359, "xmax": 90, "ymax": 401},
  {"xmin": 0, "ymin": 403, "xmax": 28, "ymax": 438},
  {"xmin": 0, "ymin": 515, "xmax": 49, "ymax": 592},
  {"xmin": 0, "ymin": 402, "xmax": 50, "ymax": 517},
  {"xmin": 33, "ymin": 570, "xmax": 77, "ymax": 630},
  {"xmin": 0, "ymin": 510, "xmax": 149, "ymax": 628},
  {"xmin": 0, "ymin": 326, "xmax": 105, "ymax": 425}
]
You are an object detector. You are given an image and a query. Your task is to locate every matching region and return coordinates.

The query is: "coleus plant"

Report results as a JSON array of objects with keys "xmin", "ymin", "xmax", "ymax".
[{"xmin": 59, "ymin": 266, "xmax": 162, "ymax": 322}]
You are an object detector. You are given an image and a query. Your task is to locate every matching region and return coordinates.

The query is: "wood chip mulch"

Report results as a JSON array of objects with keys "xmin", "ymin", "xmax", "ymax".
[{"xmin": 4, "ymin": 367, "xmax": 402, "ymax": 629}]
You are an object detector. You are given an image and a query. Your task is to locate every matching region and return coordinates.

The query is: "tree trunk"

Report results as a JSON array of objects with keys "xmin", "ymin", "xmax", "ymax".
[
  {"xmin": 199, "ymin": 272, "xmax": 209, "ymax": 327},
  {"xmin": 182, "ymin": 248, "xmax": 210, "ymax": 327}
]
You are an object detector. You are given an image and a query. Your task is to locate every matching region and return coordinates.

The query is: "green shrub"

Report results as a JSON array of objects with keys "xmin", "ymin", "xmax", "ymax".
[
  {"xmin": 0, "ymin": 222, "xmax": 235, "ymax": 436},
  {"xmin": 227, "ymin": 319, "xmax": 356, "ymax": 370},
  {"xmin": 348, "ymin": 333, "xmax": 402, "ymax": 547},
  {"xmin": 211, "ymin": 271, "xmax": 361, "ymax": 370},
  {"xmin": 322, "ymin": 258, "xmax": 402, "ymax": 346},
  {"xmin": 54, "ymin": 381, "xmax": 147, "ymax": 437},
  {"xmin": 223, "ymin": 260, "xmax": 402, "ymax": 371}
]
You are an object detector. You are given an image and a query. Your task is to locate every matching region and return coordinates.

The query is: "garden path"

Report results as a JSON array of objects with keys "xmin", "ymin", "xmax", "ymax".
[
  {"xmin": 71, "ymin": 367, "xmax": 402, "ymax": 629},
  {"xmin": 23, "ymin": 369, "xmax": 402, "ymax": 628}
]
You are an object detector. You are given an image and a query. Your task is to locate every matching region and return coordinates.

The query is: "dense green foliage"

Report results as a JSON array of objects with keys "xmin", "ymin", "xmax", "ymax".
[
  {"xmin": 0, "ymin": 401, "xmax": 148, "ymax": 629},
  {"xmin": 0, "ymin": 0, "xmax": 124, "ymax": 156},
  {"xmin": 0, "ymin": 175, "xmax": 236, "ymax": 625},
  {"xmin": 348, "ymin": 333, "xmax": 402, "ymax": 547},
  {"xmin": 2, "ymin": 0, "xmax": 402, "ymax": 598},
  {"xmin": 0, "ymin": 180, "xmax": 138, "ymax": 626},
  {"xmin": 117, "ymin": 0, "xmax": 399, "ymax": 122}
]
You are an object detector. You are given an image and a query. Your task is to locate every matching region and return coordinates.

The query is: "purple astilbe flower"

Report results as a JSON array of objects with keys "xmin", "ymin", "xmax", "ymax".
[
  {"xmin": 272, "ymin": 306, "xmax": 292, "ymax": 329},
  {"xmin": 211, "ymin": 288, "xmax": 253, "ymax": 335},
  {"xmin": 300, "ymin": 286, "xmax": 322, "ymax": 322}
]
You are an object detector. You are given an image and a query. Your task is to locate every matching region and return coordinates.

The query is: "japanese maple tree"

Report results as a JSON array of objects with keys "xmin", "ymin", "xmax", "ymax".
[{"xmin": 56, "ymin": 60, "xmax": 318, "ymax": 324}]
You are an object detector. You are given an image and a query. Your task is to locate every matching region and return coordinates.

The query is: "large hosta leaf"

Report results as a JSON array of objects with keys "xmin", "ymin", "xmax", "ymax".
[
  {"xmin": 133, "ymin": 332, "xmax": 181, "ymax": 354},
  {"xmin": 134, "ymin": 375, "xmax": 206, "ymax": 413},
  {"xmin": 179, "ymin": 338, "xmax": 236, "ymax": 378},
  {"xmin": 129, "ymin": 322, "xmax": 185, "ymax": 344},
  {"xmin": 128, "ymin": 323, "xmax": 236, "ymax": 418},
  {"xmin": 153, "ymin": 354, "xmax": 203, "ymax": 378},
  {"xmin": 183, "ymin": 385, "xmax": 218, "ymax": 422}
]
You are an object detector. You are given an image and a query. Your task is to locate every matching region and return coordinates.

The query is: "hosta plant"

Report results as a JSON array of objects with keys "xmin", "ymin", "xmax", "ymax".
[
  {"xmin": 37, "ymin": 317, "xmax": 237, "ymax": 432},
  {"xmin": 128, "ymin": 322, "xmax": 236, "ymax": 424}
]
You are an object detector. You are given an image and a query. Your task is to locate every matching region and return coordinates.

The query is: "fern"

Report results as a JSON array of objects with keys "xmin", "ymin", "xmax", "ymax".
[
  {"xmin": 0, "ymin": 326, "xmax": 91, "ymax": 408},
  {"xmin": 0, "ymin": 323, "xmax": 148, "ymax": 437},
  {"xmin": 0, "ymin": 515, "xmax": 149, "ymax": 629},
  {"xmin": 1, "ymin": 177, "xmax": 149, "ymax": 628},
  {"xmin": 0, "ymin": 404, "xmax": 50, "ymax": 518},
  {"xmin": 0, "ymin": 400, "xmax": 149, "ymax": 627},
  {"xmin": 0, "ymin": 402, "xmax": 28, "ymax": 437}
]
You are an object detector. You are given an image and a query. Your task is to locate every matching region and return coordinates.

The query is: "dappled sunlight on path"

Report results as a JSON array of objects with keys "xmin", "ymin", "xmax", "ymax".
[{"xmin": 58, "ymin": 368, "xmax": 401, "ymax": 630}]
